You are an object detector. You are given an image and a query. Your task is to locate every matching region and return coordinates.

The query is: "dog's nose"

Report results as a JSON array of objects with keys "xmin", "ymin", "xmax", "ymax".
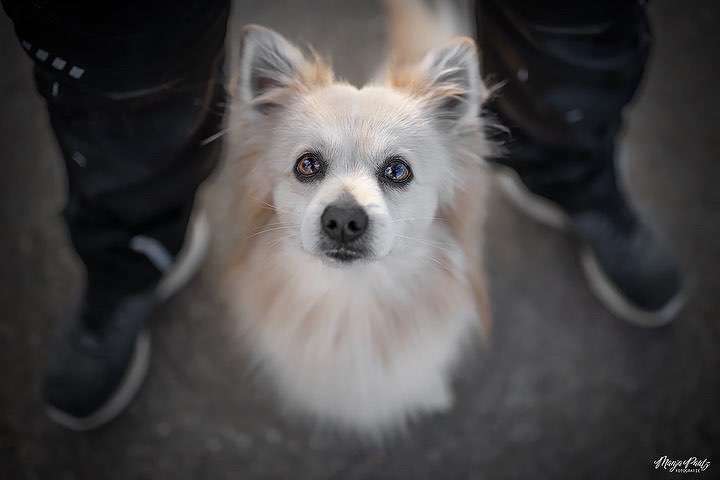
[{"xmin": 321, "ymin": 204, "xmax": 368, "ymax": 243}]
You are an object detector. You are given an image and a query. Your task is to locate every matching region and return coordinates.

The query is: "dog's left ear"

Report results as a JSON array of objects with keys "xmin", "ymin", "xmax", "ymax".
[
  {"xmin": 238, "ymin": 25, "xmax": 332, "ymax": 113},
  {"xmin": 416, "ymin": 37, "xmax": 484, "ymax": 127}
]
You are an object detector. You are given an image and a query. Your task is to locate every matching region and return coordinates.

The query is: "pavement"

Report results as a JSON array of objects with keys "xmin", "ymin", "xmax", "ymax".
[{"xmin": 1, "ymin": 1, "xmax": 719, "ymax": 479}]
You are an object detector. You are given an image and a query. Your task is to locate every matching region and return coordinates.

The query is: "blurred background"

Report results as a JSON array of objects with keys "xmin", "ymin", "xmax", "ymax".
[{"xmin": 1, "ymin": 1, "xmax": 719, "ymax": 479}]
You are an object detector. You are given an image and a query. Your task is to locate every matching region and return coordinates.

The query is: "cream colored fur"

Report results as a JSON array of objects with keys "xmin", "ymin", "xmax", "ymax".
[{"xmin": 223, "ymin": 0, "xmax": 493, "ymax": 436}]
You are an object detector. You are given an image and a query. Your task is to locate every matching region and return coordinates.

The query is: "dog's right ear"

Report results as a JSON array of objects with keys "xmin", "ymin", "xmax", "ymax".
[
  {"xmin": 238, "ymin": 25, "xmax": 331, "ymax": 113},
  {"xmin": 238, "ymin": 25, "xmax": 305, "ymax": 112}
]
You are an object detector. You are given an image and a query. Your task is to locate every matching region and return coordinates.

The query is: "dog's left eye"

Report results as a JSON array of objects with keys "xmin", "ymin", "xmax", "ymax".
[
  {"xmin": 294, "ymin": 153, "xmax": 324, "ymax": 181},
  {"xmin": 381, "ymin": 158, "xmax": 413, "ymax": 185}
]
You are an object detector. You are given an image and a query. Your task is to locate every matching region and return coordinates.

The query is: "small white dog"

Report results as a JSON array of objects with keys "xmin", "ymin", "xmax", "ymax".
[{"xmin": 224, "ymin": 0, "xmax": 493, "ymax": 436}]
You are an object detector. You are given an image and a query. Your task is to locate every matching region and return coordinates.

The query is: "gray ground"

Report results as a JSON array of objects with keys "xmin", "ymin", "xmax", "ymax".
[{"xmin": 1, "ymin": 1, "xmax": 719, "ymax": 479}]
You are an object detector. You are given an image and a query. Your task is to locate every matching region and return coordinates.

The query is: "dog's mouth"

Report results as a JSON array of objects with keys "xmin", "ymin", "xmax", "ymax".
[{"xmin": 323, "ymin": 246, "xmax": 366, "ymax": 263}]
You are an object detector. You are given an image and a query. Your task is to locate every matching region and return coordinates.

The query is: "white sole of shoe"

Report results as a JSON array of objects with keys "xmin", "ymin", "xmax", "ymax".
[
  {"xmin": 156, "ymin": 211, "xmax": 211, "ymax": 301},
  {"xmin": 45, "ymin": 329, "xmax": 151, "ymax": 431},
  {"xmin": 580, "ymin": 247, "xmax": 686, "ymax": 328},
  {"xmin": 494, "ymin": 167, "xmax": 685, "ymax": 327},
  {"xmin": 495, "ymin": 166, "xmax": 571, "ymax": 231}
]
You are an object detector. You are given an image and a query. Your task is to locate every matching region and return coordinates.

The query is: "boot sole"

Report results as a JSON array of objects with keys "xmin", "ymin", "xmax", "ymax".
[
  {"xmin": 494, "ymin": 166, "xmax": 685, "ymax": 327},
  {"xmin": 156, "ymin": 211, "xmax": 211, "ymax": 301}
]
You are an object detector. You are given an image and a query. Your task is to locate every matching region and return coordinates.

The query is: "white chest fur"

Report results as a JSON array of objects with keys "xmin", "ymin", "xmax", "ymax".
[{"xmin": 226, "ymin": 228, "xmax": 480, "ymax": 435}]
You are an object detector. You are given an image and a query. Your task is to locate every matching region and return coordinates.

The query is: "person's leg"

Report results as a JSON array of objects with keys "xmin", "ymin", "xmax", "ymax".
[
  {"xmin": 3, "ymin": 0, "xmax": 230, "ymax": 429},
  {"xmin": 476, "ymin": 0, "xmax": 685, "ymax": 325}
]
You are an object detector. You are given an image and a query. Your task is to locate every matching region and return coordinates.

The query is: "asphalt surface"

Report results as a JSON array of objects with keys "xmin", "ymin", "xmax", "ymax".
[{"xmin": 1, "ymin": 1, "xmax": 719, "ymax": 479}]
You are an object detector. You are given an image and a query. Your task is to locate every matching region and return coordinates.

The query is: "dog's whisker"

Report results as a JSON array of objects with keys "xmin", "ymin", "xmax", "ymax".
[
  {"xmin": 251, "ymin": 223, "xmax": 298, "ymax": 234},
  {"xmin": 395, "ymin": 234, "xmax": 453, "ymax": 247},
  {"xmin": 252, "ymin": 225, "xmax": 294, "ymax": 235},
  {"xmin": 260, "ymin": 221, "xmax": 300, "ymax": 228},
  {"xmin": 248, "ymin": 225, "xmax": 297, "ymax": 238},
  {"xmin": 266, "ymin": 238, "xmax": 288, "ymax": 252},
  {"xmin": 262, "ymin": 234, "xmax": 297, "ymax": 260},
  {"xmin": 200, "ymin": 128, "xmax": 229, "ymax": 146},
  {"xmin": 390, "ymin": 216, "xmax": 447, "ymax": 223},
  {"xmin": 394, "ymin": 233, "xmax": 455, "ymax": 251},
  {"xmin": 426, "ymin": 255, "xmax": 457, "ymax": 275},
  {"xmin": 248, "ymin": 196, "xmax": 295, "ymax": 215},
  {"xmin": 259, "ymin": 201, "xmax": 285, "ymax": 212}
]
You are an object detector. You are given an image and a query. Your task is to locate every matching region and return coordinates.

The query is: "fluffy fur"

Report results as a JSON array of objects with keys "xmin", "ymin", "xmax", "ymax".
[{"xmin": 223, "ymin": 0, "xmax": 493, "ymax": 436}]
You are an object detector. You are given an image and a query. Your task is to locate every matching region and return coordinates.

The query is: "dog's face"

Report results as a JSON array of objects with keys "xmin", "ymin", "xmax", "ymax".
[
  {"xmin": 238, "ymin": 26, "xmax": 482, "ymax": 265},
  {"xmin": 266, "ymin": 85, "xmax": 451, "ymax": 264}
]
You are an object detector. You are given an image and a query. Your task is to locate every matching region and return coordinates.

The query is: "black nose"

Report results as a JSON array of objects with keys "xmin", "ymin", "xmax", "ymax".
[{"xmin": 321, "ymin": 204, "xmax": 369, "ymax": 243}]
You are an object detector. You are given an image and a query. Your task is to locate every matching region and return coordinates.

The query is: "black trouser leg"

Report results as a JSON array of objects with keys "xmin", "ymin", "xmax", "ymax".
[
  {"xmin": 3, "ymin": 1, "xmax": 230, "ymax": 314},
  {"xmin": 476, "ymin": 0, "xmax": 651, "ymax": 214}
]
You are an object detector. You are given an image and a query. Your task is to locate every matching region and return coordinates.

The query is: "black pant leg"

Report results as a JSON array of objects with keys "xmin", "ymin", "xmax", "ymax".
[
  {"xmin": 476, "ymin": 0, "xmax": 651, "ymax": 212},
  {"xmin": 3, "ymin": 1, "xmax": 230, "ymax": 306}
]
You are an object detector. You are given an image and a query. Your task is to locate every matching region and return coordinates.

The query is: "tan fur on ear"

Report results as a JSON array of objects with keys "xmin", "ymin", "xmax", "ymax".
[
  {"xmin": 388, "ymin": 35, "xmax": 482, "ymax": 125},
  {"xmin": 388, "ymin": 63, "xmax": 467, "ymax": 104},
  {"xmin": 248, "ymin": 52, "xmax": 334, "ymax": 112}
]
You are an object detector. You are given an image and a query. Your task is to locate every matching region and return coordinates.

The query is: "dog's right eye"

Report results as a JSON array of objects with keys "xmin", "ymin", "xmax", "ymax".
[{"xmin": 294, "ymin": 153, "xmax": 324, "ymax": 181}]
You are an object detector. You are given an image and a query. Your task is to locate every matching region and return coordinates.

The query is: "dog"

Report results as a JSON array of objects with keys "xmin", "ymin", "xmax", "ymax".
[{"xmin": 223, "ymin": 0, "xmax": 493, "ymax": 436}]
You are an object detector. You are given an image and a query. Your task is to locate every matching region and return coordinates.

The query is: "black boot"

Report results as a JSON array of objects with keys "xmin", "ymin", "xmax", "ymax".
[
  {"xmin": 44, "ymin": 212, "xmax": 210, "ymax": 430},
  {"xmin": 490, "ymin": 126, "xmax": 685, "ymax": 326},
  {"xmin": 478, "ymin": 0, "xmax": 685, "ymax": 325}
]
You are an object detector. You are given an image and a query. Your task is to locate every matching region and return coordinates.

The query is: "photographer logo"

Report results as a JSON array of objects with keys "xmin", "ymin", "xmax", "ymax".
[{"xmin": 653, "ymin": 456, "xmax": 711, "ymax": 474}]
